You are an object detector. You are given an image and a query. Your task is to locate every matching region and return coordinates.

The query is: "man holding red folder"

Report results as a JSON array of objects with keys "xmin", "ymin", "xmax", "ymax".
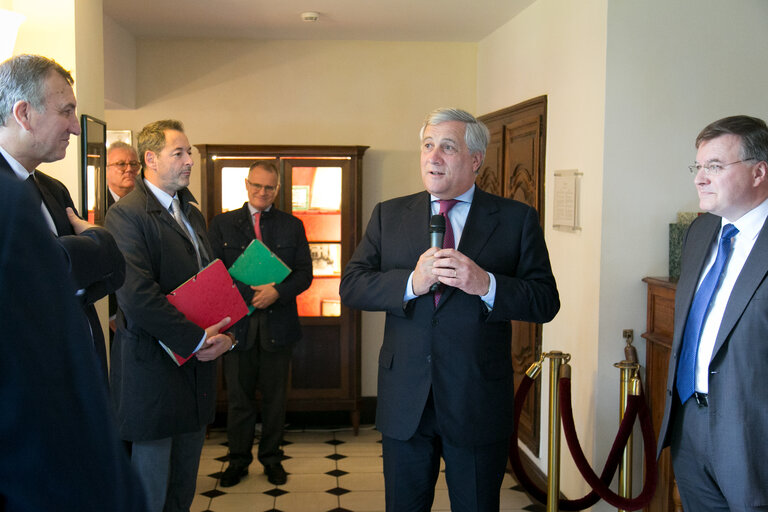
[
  {"xmin": 106, "ymin": 120, "xmax": 234, "ymax": 512},
  {"xmin": 208, "ymin": 160, "xmax": 312, "ymax": 487}
]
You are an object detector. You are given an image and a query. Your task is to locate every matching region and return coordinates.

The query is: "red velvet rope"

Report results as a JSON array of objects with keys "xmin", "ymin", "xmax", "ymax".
[
  {"xmin": 508, "ymin": 374, "xmax": 657, "ymax": 511},
  {"xmin": 559, "ymin": 377, "xmax": 657, "ymax": 510}
]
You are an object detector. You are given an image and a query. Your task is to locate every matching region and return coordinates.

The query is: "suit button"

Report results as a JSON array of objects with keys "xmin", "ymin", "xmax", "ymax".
[
  {"xmin": 431, "ymin": 318, "xmax": 438, "ymax": 326},
  {"xmin": 426, "ymin": 355, "xmax": 432, "ymax": 364}
]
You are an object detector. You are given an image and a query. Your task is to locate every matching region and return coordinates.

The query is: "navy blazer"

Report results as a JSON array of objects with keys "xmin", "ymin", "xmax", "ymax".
[
  {"xmin": 0, "ymin": 173, "xmax": 147, "ymax": 512},
  {"xmin": 340, "ymin": 188, "xmax": 559, "ymax": 446},
  {"xmin": 106, "ymin": 177, "xmax": 216, "ymax": 441},
  {"xmin": 0, "ymin": 153, "xmax": 125, "ymax": 377},
  {"xmin": 658, "ymin": 212, "xmax": 768, "ymax": 505},
  {"xmin": 208, "ymin": 203, "xmax": 312, "ymax": 351}
]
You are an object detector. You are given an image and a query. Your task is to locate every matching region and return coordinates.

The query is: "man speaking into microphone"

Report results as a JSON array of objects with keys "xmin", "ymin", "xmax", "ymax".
[{"xmin": 340, "ymin": 107, "xmax": 559, "ymax": 512}]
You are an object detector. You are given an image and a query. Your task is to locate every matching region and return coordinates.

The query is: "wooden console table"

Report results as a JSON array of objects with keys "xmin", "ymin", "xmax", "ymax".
[{"xmin": 641, "ymin": 277, "xmax": 682, "ymax": 512}]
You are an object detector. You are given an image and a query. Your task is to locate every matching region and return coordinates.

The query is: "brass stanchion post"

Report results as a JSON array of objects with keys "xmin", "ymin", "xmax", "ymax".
[
  {"xmin": 546, "ymin": 351, "xmax": 570, "ymax": 512},
  {"xmin": 614, "ymin": 330, "xmax": 641, "ymax": 512}
]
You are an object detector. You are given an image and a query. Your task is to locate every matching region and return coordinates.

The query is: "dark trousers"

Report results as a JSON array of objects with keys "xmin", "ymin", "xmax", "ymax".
[
  {"xmin": 381, "ymin": 391, "xmax": 509, "ymax": 512},
  {"xmin": 223, "ymin": 330, "xmax": 292, "ymax": 469},
  {"xmin": 131, "ymin": 426, "xmax": 206, "ymax": 512},
  {"xmin": 671, "ymin": 396, "xmax": 763, "ymax": 511}
]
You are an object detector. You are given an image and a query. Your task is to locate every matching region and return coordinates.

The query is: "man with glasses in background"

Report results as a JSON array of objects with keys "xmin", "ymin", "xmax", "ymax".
[
  {"xmin": 657, "ymin": 115, "xmax": 768, "ymax": 510},
  {"xmin": 106, "ymin": 141, "xmax": 139, "ymax": 206},
  {"xmin": 208, "ymin": 160, "xmax": 312, "ymax": 487}
]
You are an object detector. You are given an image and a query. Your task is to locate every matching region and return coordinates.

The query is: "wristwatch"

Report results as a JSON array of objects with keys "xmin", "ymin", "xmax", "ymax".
[{"xmin": 226, "ymin": 332, "xmax": 238, "ymax": 351}]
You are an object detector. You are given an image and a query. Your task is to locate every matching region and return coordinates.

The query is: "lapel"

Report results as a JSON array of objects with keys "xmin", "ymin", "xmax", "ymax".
[
  {"xmin": 712, "ymin": 215, "xmax": 768, "ymax": 358},
  {"xmin": 400, "ymin": 191, "xmax": 432, "ymax": 264},
  {"xmin": 138, "ymin": 177, "xmax": 203, "ymax": 257},
  {"xmin": 34, "ymin": 172, "xmax": 73, "ymax": 235},
  {"xmin": 672, "ymin": 215, "xmax": 720, "ymax": 350},
  {"xmin": 0, "ymin": 154, "xmax": 71, "ymax": 235},
  {"xmin": 236, "ymin": 203, "xmax": 257, "ymax": 243},
  {"xmin": 457, "ymin": 188, "xmax": 499, "ymax": 260},
  {"xmin": 437, "ymin": 187, "xmax": 499, "ymax": 307},
  {"xmin": 0, "ymin": 153, "xmax": 13, "ymax": 177}
]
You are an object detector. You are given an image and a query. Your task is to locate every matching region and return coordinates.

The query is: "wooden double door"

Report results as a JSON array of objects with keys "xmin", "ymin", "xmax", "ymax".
[{"xmin": 479, "ymin": 96, "xmax": 547, "ymax": 456}]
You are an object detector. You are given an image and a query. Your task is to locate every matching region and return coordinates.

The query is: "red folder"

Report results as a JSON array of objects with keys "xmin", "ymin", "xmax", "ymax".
[{"xmin": 163, "ymin": 259, "xmax": 249, "ymax": 365}]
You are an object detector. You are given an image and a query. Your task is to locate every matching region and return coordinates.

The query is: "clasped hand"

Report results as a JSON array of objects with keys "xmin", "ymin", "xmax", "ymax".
[
  {"xmin": 196, "ymin": 316, "xmax": 233, "ymax": 361},
  {"xmin": 411, "ymin": 247, "xmax": 490, "ymax": 297}
]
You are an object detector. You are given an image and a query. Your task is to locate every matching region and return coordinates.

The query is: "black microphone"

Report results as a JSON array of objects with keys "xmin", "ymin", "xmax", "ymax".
[{"xmin": 429, "ymin": 214, "xmax": 445, "ymax": 292}]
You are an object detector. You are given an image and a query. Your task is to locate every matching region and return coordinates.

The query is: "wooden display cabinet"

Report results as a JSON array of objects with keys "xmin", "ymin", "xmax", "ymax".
[{"xmin": 197, "ymin": 144, "xmax": 368, "ymax": 432}]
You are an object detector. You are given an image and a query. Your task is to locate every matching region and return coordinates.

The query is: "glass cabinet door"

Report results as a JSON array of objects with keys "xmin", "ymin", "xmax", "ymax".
[{"xmin": 283, "ymin": 159, "xmax": 348, "ymax": 318}]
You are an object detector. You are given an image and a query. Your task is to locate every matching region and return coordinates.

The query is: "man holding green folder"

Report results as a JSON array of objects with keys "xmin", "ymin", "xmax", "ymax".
[{"xmin": 208, "ymin": 160, "xmax": 313, "ymax": 487}]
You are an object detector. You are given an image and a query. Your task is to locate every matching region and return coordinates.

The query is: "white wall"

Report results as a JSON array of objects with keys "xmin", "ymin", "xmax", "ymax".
[
  {"xmin": 11, "ymin": 0, "xmax": 109, "ymax": 355},
  {"xmin": 478, "ymin": 0, "xmax": 608, "ymax": 499},
  {"xmin": 481, "ymin": 0, "xmax": 768, "ymax": 508},
  {"xmin": 596, "ymin": 1, "xmax": 768, "ymax": 510},
  {"xmin": 105, "ymin": 38, "xmax": 478, "ymax": 395},
  {"xmin": 103, "ymin": 14, "xmax": 136, "ymax": 109}
]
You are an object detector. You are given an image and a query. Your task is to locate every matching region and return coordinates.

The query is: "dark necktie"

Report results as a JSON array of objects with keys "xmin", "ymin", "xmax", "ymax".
[
  {"xmin": 433, "ymin": 199, "xmax": 459, "ymax": 307},
  {"xmin": 676, "ymin": 223, "xmax": 738, "ymax": 403}
]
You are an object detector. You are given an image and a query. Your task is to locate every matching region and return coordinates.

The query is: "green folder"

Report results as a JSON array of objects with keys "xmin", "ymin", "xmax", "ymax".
[{"xmin": 228, "ymin": 239, "xmax": 291, "ymax": 287}]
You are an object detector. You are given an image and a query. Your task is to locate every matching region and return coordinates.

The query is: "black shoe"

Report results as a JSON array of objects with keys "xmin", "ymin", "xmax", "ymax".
[
  {"xmin": 264, "ymin": 462, "xmax": 287, "ymax": 485},
  {"xmin": 219, "ymin": 464, "xmax": 248, "ymax": 487}
]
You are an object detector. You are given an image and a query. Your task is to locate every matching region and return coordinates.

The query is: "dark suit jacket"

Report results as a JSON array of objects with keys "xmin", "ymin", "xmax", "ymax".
[
  {"xmin": 105, "ymin": 177, "xmax": 216, "ymax": 441},
  {"xmin": 340, "ymin": 188, "xmax": 559, "ymax": 446},
  {"xmin": 207, "ymin": 203, "xmax": 313, "ymax": 351},
  {"xmin": 0, "ymin": 173, "xmax": 147, "ymax": 512},
  {"xmin": 0, "ymin": 153, "xmax": 125, "ymax": 377},
  {"xmin": 657, "ymin": 212, "xmax": 768, "ymax": 505}
]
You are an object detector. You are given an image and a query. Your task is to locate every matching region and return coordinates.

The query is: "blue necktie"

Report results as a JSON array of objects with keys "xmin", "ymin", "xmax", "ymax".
[{"xmin": 676, "ymin": 223, "xmax": 738, "ymax": 403}]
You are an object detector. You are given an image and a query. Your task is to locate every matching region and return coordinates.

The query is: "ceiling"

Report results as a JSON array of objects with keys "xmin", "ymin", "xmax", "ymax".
[{"xmin": 102, "ymin": 0, "xmax": 535, "ymax": 42}]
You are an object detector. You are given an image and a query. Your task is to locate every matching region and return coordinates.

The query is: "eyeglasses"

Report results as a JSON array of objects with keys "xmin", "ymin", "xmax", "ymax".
[
  {"xmin": 688, "ymin": 158, "xmax": 756, "ymax": 175},
  {"xmin": 108, "ymin": 161, "xmax": 141, "ymax": 172},
  {"xmin": 246, "ymin": 180, "xmax": 277, "ymax": 193}
]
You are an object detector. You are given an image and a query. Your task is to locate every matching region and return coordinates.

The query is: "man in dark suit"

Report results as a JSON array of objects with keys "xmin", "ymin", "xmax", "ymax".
[
  {"xmin": 340, "ymin": 108, "xmax": 560, "ymax": 511},
  {"xmin": 106, "ymin": 141, "xmax": 139, "ymax": 207},
  {"xmin": 105, "ymin": 119, "xmax": 233, "ymax": 512},
  {"xmin": 0, "ymin": 172, "xmax": 148, "ymax": 512},
  {"xmin": 0, "ymin": 54, "xmax": 125, "ymax": 379},
  {"xmin": 106, "ymin": 141, "xmax": 139, "ymax": 338},
  {"xmin": 208, "ymin": 160, "xmax": 313, "ymax": 487},
  {"xmin": 657, "ymin": 115, "xmax": 768, "ymax": 510}
]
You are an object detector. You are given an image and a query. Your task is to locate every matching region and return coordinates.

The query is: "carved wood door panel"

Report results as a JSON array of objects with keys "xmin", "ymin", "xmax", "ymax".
[{"xmin": 479, "ymin": 97, "xmax": 546, "ymax": 456}]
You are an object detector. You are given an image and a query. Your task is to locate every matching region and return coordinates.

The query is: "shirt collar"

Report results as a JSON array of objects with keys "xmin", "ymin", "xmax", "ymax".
[
  {"xmin": 0, "ymin": 145, "xmax": 32, "ymax": 181},
  {"xmin": 247, "ymin": 202, "xmax": 273, "ymax": 215},
  {"xmin": 143, "ymin": 178, "xmax": 176, "ymax": 210},
  {"xmin": 430, "ymin": 184, "xmax": 475, "ymax": 204},
  {"xmin": 727, "ymin": 196, "xmax": 768, "ymax": 242}
]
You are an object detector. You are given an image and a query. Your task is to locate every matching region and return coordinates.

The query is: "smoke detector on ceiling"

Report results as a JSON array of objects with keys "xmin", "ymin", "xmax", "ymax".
[{"xmin": 301, "ymin": 11, "xmax": 320, "ymax": 22}]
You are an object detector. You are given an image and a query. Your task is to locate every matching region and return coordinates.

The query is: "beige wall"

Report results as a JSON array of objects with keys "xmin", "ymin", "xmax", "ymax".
[
  {"xmin": 478, "ymin": 0, "xmax": 608, "ymax": 498},
  {"xmin": 103, "ymin": 14, "xmax": 135, "ymax": 109},
  {"xmin": 11, "ymin": 0, "xmax": 109, "ymax": 353},
  {"xmin": 480, "ymin": 0, "xmax": 768, "ymax": 506},
  {"xmin": 106, "ymin": 38, "xmax": 477, "ymax": 396},
  {"xmin": 596, "ymin": 2, "xmax": 768, "ymax": 509}
]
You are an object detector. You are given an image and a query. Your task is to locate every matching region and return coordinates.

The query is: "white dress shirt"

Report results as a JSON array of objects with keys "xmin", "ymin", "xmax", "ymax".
[
  {"xmin": 404, "ymin": 185, "xmax": 497, "ymax": 307},
  {"xmin": 695, "ymin": 198, "xmax": 768, "ymax": 392}
]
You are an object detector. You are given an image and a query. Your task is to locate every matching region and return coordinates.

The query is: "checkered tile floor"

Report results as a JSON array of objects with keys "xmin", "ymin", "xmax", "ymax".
[{"xmin": 193, "ymin": 426, "xmax": 544, "ymax": 512}]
